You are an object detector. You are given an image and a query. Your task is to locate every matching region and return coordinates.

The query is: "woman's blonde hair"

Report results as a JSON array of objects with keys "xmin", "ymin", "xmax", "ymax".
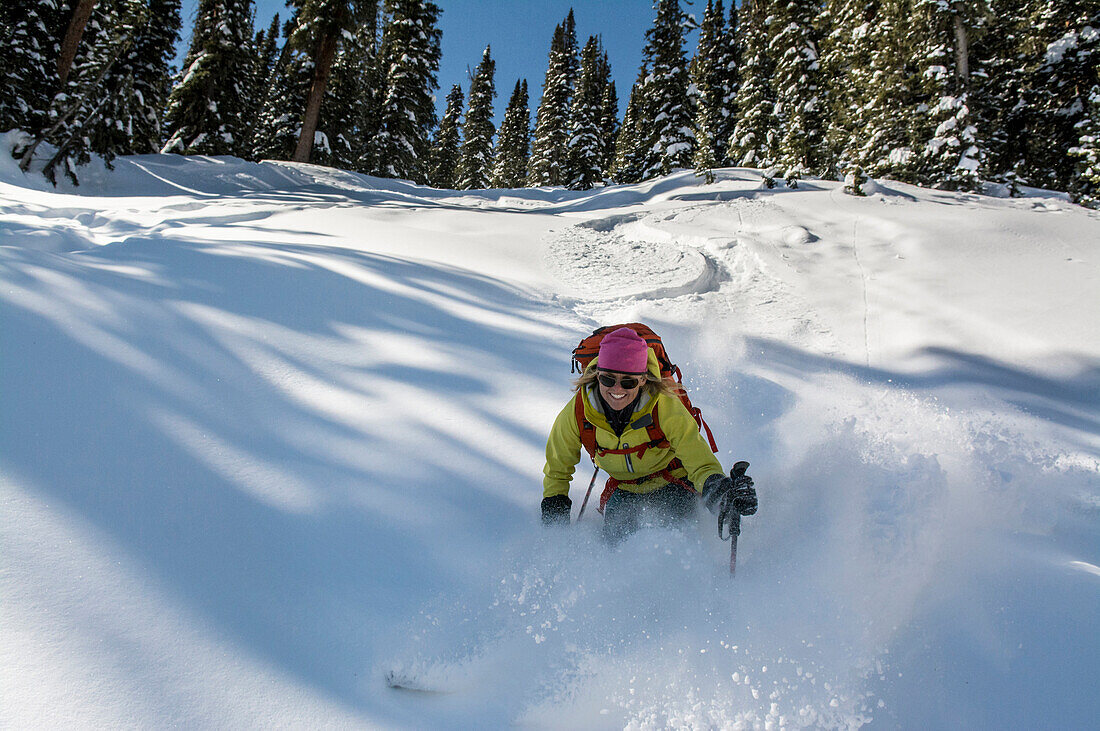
[{"xmin": 574, "ymin": 364, "xmax": 682, "ymax": 399}]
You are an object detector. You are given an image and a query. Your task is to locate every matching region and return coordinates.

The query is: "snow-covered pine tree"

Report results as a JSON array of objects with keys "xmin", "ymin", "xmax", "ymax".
[
  {"xmin": 286, "ymin": 0, "xmax": 357, "ymax": 163},
  {"xmin": 162, "ymin": 0, "xmax": 255, "ymax": 157},
  {"xmin": 427, "ymin": 84, "xmax": 463, "ymax": 188},
  {"xmin": 251, "ymin": 14, "xmax": 311, "ymax": 161},
  {"xmin": 693, "ymin": 112, "xmax": 719, "ymax": 183},
  {"xmin": 1070, "ymin": 80, "xmax": 1100, "ymax": 207},
  {"xmin": 821, "ymin": 0, "xmax": 883, "ymax": 186},
  {"xmin": 728, "ymin": 0, "xmax": 778, "ymax": 182},
  {"xmin": 528, "ymin": 10, "xmax": 578, "ymax": 186},
  {"xmin": 609, "ymin": 66, "xmax": 650, "ymax": 184},
  {"xmin": 77, "ymin": 0, "xmax": 149, "ymax": 165},
  {"xmin": 770, "ymin": 0, "xmax": 825, "ymax": 187},
  {"xmin": 909, "ymin": 0, "xmax": 989, "ymax": 191},
  {"xmin": 36, "ymin": 0, "xmax": 160, "ymax": 183},
  {"xmin": 251, "ymin": 16, "xmax": 314, "ymax": 161},
  {"xmin": 457, "ymin": 45, "xmax": 497, "ymax": 190},
  {"xmin": 715, "ymin": 1, "xmax": 741, "ymax": 164},
  {"xmin": 692, "ymin": 0, "xmax": 729, "ymax": 182},
  {"xmin": 854, "ymin": 0, "xmax": 920, "ymax": 181},
  {"xmin": 315, "ymin": 0, "xmax": 379, "ymax": 170},
  {"xmin": 1025, "ymin": 0, "xmax": 1100, "ymax": 192},
  {"xmin": 30, "ymin": 0, "xmax": 132, "ymax": 181},
  {"xmin": 76, "ymin": 0, "xmax": 183, "ymax": 163},
  {"xmin": 0, "ymin": 0, "xmax": 66, "ymax": 142},
  {"xmin": 639, "ymin": 0, "xmax": 695, "ymax": 178},
  {"xmin": 245, "ymin": 14, "xmax": 282, "ymax": 146},
  {"xmin": 126, "ymin": 0, "xmax": 182, "ymax": 154},
  {"xmin": 566, "ymin": 35, "xmax": 612, "ymax": 189},
  {"xmin": 973, "ymin": 0, "xmax": 1033, "ymax": 190},
  {"xmin": 367, "ymin": 0, "xmax": 442, "ymax": 182},
  {"xmin": 598, "ymin": 79, "xmax": 619, "ymax": 174},
  {"xmin": 491, "ymin": 79, "xmax": 530, "ymax": 188}
]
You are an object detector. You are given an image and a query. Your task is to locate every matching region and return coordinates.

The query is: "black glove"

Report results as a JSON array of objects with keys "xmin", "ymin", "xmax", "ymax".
[
  {"xmin": 729, "ymin": 461, "xmax": 757, "ymax": 516},
  {"xmin": 701, "ymin": 473, "xmax": 734, "ymax": 515},
  {"xmin": 541, "ymin": 495, "xmax": 572, "ymax": 526},
  {"xmin": 702, "ymin": 462, "xmax": 757, "ymax": 517}
]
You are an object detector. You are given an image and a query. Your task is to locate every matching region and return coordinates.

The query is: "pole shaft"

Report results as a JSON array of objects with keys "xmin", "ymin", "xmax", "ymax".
[
  {"xmin": 729, "ymin": 512, "xmax": 741, "ymax": 576},
  {"xmin": 576, "ymin": 464, "xmax": 599, "ymax": 520}
]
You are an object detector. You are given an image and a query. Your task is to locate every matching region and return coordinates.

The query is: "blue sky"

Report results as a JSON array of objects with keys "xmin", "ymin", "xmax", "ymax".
[{"xmin": 176, "ymin": 1, "xmax": 704, "ymax": 125}]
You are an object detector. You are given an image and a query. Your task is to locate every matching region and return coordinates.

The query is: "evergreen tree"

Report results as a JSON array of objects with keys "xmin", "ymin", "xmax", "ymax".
[
  {"xmin": 609, "ymin": 67, "xmax": 649, "ymax": 184},
  {"xmin": 821, "ymin": 0, "xmax": 883, "ymax": 184},
  {"xmin": 973, "ymin": 0, "xmax": 1033, "ymax": 190},
  {"xmin": 251, "ymin": 15, "xmax": 313, "ymax": 161},
  {"xmin": 911, "ymin": 0, "xmax": 989, "ymax": 191},
  {"xmin": 287, "ymin": 0, "xmax": 357, "ymax": 163},
  {"xmin": 315, "ymin": 0, "xmax": 379, "ymax": 170},
  {"xmin": 492, "ymin": 79, "xmax": 530, "ymax": 188},
  {"xmin": 246, "ymin": 13, "xmax": 282, "ymax": 140},
  {"xmin": 715, "ymin": 1, "xmax": 741, "ymax": 163},
  {"xmin": 728, "ymin": 0, "xmax": 778, "ymax": 178},
  {"xmin": 162, "ymin": 0, "xmax": 256, "ymax": 157},
  {"xmin": 427, "ymin": 84, "xmax": 464, "ymax": 187},
  {"xmin": 457, "ymin": 45, "xmax": 497, "ymax": 189},
  {"xmin": 528, "ymin": 10, "xmax": 578, "ymax": 186},
  {"xmin": 598, "ymin": 79, "xmax": 619, "ymax": 173},
  {"xmin": 0, "ymin": 0, "xmax": 66, "ymax": 140},
  {"xmin": 81, "ymin": 0, "xmax": 151, "ymax": 163},
  {"xmin": 856, "ymin": 0, "xmax": 920, "ymax": 181},
  {"xmin": 566, "ymin": 36, "xmax": 612, "ymax": 189},
  {"xmin": 1025, "ymin": 0, "xmax": 1100, "ymax": 191},
  {"xmin": 770, "ymin": 0, "xmax": 826, "ymax": 186},
  {"xmin": 367, "ymin": 0, "xmax": 442, "ymax": 181},
  {"xmin": 121, "ymin": 0, "xmax": 182, "ymax": 154},
  {"xmin": 692, "ymin": 0, "xmax": 729, "ymax": 181},
  {"xmin": 639, "ymin": 0, "xmax": 695, "ymax": 178},
  {"xmin": 1070, "ymin": 80, "xmax": 1100, "ymax": 207},
  {"xmin": 35, "ymin": 0, "xmax": 158, "ymax": 182}
]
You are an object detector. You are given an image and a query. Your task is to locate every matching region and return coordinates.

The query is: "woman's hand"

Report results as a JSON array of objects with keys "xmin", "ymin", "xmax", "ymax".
[{"xmin": 541, "ymin": 495, "xmax": 572, "ymax": 526}]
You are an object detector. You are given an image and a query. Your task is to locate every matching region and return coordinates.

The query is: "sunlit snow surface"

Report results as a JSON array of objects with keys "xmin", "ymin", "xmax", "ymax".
[{"xmin": 2, "ymin": 142, "xmax": 1098, "ymax": 728}]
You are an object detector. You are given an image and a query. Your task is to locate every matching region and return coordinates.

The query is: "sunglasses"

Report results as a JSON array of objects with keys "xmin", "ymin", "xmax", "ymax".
[{"xmin": 597, "ymin": 372, "xmax": 644, "ymax": 389}]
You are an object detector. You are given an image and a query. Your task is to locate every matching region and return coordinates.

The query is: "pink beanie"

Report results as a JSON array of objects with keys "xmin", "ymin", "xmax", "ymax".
[{"xmin": 598, "ymin": 327, "xmax": 649, "ymax": 373}]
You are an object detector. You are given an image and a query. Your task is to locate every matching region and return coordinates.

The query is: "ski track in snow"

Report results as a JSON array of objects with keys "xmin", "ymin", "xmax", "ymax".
[{"xmin": 2, "ymin": 150, "xmax": 1099, "ymax": 729}]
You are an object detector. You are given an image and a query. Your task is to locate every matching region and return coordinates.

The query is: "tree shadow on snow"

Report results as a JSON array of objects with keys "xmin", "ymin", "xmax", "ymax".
[{"xmin": 0, "ymin": 235, "xmax": 575, "ymax": 719}]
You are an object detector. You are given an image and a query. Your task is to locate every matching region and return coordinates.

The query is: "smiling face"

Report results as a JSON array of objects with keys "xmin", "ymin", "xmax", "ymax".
[{"xmin": 596, "ymin": 370, "xmax": 645, "ymax": 410}]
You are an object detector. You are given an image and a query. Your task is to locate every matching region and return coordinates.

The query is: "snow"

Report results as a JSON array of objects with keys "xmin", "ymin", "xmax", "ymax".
[
  {"xmin": 1044, "ymin": 30, "xmax": 1079, "ymax": 67},
  {"xmin": 2, "ymin": 145, "xmax": 1099, "ymax": 728}
]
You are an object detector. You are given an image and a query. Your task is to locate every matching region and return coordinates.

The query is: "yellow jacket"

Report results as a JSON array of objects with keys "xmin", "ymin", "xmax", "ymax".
[{"xmin": 543, "ymin": 350, "xmax": 725, "ymax": 498}]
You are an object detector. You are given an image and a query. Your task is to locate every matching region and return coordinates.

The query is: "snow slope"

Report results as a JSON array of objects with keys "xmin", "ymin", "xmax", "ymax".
[{"xmin": 2, "ymin": 148, "xmax": 1098, "ymax": 729}]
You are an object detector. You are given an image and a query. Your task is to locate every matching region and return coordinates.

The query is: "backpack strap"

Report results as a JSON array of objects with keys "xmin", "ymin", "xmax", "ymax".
[
  {"xmin": 574, "ymin": 391, "xmax": 598, "ymax": 460},
  {"xmin": 574, "ymin": 395, "xmax": 670, "ymax": 460},
  {"xmin": 597, "ymin": 457, "xmax": 695, "ymax": 513},
  {"xmin": 688, "ymin": 404, "xmax": 719, "ymax": 452}
]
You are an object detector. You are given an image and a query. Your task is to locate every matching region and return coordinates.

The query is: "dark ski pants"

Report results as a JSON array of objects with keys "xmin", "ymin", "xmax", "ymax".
[{"xmin": 602, "ymin": 482, "xmax": 698, "ymax": 544}]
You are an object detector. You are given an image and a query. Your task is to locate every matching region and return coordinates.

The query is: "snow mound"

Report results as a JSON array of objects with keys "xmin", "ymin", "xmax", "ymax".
[{"xmin": 545, "ymin": 210, "xmax": 723, "ymax": 301}]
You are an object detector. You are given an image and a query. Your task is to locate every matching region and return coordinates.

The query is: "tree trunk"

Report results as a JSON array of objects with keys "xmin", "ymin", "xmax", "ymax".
[
  {"xmin": 292, "ymin": 32, "xmax": 340, "ymax": 163},
  {"xmin": 953, "ymin": 14, "xmax": 970, "ymax": 88},
  {"xmin": 58, "ymin": 0, "xmax": 98, "ymax": 88}
]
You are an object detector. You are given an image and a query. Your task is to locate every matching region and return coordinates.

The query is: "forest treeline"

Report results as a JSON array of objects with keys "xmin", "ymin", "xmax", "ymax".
[{"xmin": 1, "ymin": 0, "xmax": 1097, "ymax": 207}]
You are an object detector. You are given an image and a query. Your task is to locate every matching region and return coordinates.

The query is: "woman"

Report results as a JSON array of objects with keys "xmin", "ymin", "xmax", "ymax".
[{"xmin": 541, "ymin": 327, "xmax": 756, "ymax": 542}]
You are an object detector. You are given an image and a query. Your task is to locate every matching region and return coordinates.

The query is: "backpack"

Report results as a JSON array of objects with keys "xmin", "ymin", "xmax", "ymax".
[{"xmin": 570, "ymin": 323, "xmax": 719, "ymax": 462}]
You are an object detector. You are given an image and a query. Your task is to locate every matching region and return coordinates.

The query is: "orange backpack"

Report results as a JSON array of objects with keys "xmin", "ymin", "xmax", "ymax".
[{"xmin": 571, "ymin": 323, "xmax": 719, "ymax": 462}]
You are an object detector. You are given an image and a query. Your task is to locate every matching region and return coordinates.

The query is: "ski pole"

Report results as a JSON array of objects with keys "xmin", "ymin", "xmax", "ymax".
[
  {"xmin": 576, "ymin": 463, "xmax": 600, "ymax": 520},
  {"xmin": 719, "ymin": 461, "xmax": 750, "ymax": 576},
  {"xmin": 727, "ymin": 511, "xmax": 741, "ymax": 576}
]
